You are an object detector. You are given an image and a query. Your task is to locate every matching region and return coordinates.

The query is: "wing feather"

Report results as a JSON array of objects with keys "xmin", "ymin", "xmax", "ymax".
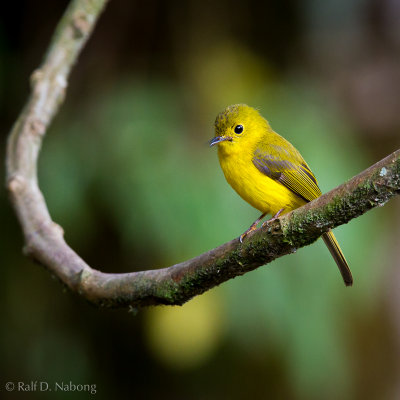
[{"xmin": 252, "ymin": 143, "xmax": 321, "ymax": 202}]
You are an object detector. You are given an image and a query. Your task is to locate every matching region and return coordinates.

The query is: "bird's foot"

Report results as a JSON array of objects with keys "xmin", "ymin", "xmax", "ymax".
[
  {"xmin": 261, "ymin": 208, "xmax": 284, "ymax": 228},
  {"xmin": 239, "ymin": 224, "xmax": 258, "ymax": 243},
  {"xmin": 239, "ymin": 212, "xmax": 267, "ymax": 243}
]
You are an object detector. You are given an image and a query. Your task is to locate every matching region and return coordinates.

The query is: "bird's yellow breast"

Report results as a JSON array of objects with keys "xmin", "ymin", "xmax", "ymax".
[{"xmin": 218, "ymin": 147, "xmax": 305, "ymax": 216}]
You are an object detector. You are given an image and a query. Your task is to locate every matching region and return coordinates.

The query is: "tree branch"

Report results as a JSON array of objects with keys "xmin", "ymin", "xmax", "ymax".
[{"xmin": 5, "ymin": 0, "xmax": 400, "ymax": 308}]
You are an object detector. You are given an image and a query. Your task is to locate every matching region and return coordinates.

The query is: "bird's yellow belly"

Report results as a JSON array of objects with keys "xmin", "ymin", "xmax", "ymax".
[{"xmin": 219, "ymin": 153, "xmax": 305, "ymax": 216}]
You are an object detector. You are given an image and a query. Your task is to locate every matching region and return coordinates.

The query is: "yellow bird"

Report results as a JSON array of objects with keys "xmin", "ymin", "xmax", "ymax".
[{"xmin": 210, "ymin": 104, "xmax": 353, "ymax": 286}]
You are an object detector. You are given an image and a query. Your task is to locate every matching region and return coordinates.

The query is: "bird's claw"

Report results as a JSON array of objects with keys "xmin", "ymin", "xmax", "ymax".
[
  {"xmin": 261, "ymin": 208, "xmax": 284, "ymax": 228},
  {"xmin": 261, "ymin": 218, "xmax": 276, "ymax": 228},
  {"xmin": 239, "ymin": 225, "xmax": 257, "ymax": 243}
]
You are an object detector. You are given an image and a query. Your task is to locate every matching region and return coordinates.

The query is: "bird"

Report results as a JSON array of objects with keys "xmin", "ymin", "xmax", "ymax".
[{"xmin": 209, "ymin": 104, "xmax": 353, "ymax": 286}]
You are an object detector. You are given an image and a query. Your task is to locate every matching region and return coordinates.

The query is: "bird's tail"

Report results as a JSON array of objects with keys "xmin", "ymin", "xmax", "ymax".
[{"xmin": 322, "ymin": 230, "xmax": 353, "ymax": 286}]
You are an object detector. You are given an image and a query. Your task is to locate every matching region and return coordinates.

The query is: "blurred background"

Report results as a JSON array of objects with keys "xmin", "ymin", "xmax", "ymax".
[{"xmin": 1, "ymin": 0, "xmax": 400, "ymax": 398}]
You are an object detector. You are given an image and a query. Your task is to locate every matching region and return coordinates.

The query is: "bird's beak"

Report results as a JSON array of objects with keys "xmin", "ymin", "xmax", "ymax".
[{"xmin": 209, "ymin": 136, "xmax": 232, "ymax": 147}]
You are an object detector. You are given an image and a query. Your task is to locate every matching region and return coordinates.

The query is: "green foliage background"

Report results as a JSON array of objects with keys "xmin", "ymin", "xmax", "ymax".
[{"xmin": 1, "ymin": 1, "xmax": 399, "ymax": 399}]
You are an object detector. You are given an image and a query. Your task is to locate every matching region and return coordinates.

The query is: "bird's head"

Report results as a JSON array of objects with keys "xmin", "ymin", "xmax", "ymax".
[{"xmin": 209, "ymin": 104, "xmax": 270, "ymax": 155}]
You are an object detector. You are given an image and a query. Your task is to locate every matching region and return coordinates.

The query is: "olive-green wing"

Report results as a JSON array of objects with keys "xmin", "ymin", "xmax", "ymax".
[
  {"xmin": 252, "ymin": 141, "xmax": 321, "ymax": 202},
  {"xmin": 252, "ymin": 137, "xmax": 353, "ymax": 286}
]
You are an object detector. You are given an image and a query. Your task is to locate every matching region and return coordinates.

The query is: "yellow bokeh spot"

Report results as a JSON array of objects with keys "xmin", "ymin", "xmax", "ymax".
[{"xmin": 144, "ymin": 290, "xmax": 225, "ymax": 369}]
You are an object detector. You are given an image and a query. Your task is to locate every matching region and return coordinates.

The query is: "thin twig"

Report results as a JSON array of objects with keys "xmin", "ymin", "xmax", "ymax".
[{"xmin": 5, "ymin": 0, "xmax": 400, "ymax": 308}]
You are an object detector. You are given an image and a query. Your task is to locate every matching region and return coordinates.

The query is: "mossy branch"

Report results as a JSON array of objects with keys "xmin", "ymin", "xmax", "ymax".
[{"xmin": 5, "ymin": 0, "xmax": 400, "ymax": 308}]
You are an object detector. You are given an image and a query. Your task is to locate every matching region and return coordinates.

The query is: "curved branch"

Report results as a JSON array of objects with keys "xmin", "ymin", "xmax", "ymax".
[
  {"xmin": 6, "ymin": 0, "xmax": 109, "ymax": 282},
  {"xmin": 5, "ymin": 0, "xmax": 400, "ymax": 308}
]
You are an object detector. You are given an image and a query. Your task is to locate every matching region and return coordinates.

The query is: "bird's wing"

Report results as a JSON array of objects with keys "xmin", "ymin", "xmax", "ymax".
[{"xmin": 252, "ymin": 141, "xmax": 322, "ymax": 202}]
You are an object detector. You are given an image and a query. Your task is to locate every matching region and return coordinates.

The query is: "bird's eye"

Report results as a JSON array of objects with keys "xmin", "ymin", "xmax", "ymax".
[{"xmin": 234, "ymin": 125, "xmax": 244, "ymax": 134}]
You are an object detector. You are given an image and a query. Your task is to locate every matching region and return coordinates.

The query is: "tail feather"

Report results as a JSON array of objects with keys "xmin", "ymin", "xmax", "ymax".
[{"xmin": 322, "ymin": 231, "xmax": 353, "ymax": 287}]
